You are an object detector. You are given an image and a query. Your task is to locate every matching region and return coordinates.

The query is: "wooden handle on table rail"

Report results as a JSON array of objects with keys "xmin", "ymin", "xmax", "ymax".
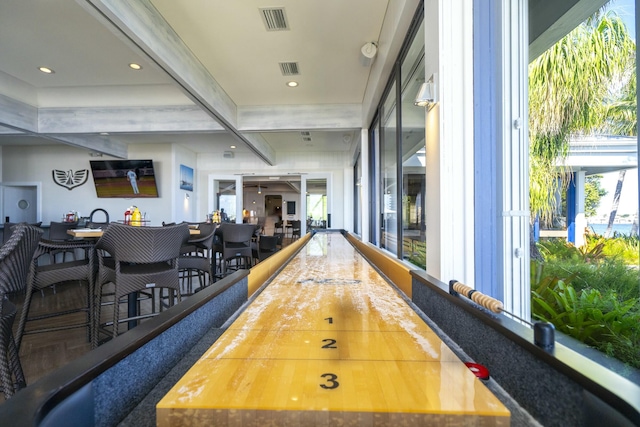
[{"xmin": 452, "ymin": 281, "xmax": 504, "ymax": 314}]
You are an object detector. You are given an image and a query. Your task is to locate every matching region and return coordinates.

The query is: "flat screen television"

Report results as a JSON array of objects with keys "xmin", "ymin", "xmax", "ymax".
[{"xmin": 90, "ymin": 159, "xmax": 159, "ymax": 198}]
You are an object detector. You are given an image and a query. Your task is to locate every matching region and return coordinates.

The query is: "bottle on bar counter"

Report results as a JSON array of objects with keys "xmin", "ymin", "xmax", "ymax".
[
  {"xmin": 124, "ymin": 206, "xmax": 132, "ymax": 224},
  {"xmin": 131, "ymin": 206, "xmax": 141, "ymax": 226}
]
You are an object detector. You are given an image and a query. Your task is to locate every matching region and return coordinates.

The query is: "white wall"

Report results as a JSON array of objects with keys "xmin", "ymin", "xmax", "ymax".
[
  {"xmin": 1, "ymin": 143, "xmax": 186, "ymax": 226},
  {"xmin": 171, "ymin": 144, "xmax": 197, "ymax": 223},
  {"xmin": 1, "ymin": 135, "xmax": 351, "ymax": 229}
]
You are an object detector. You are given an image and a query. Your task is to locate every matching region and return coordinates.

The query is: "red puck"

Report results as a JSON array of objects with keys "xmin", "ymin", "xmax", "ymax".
[{"xmin": 464, "ymin": 362, "xmax": 490, "ymax": 380}]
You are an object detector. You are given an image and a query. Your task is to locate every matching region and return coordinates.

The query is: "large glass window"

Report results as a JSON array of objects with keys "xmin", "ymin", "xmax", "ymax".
[
  {"xmin": 366, "ymin": 5, "xmax": 425, "ymax": 264},
  {"xmin": 369, "ymin": 118, "xmax": 380, "ymax": 244},
  {"xmin": 306, "ymin": 179, "xmax": 327, "ymax": 229},
  {"xmin": 528, "ymin": 0, "xmax": 639, "ymax": 372},
  {"xmin": 217, "ymin": 180, "xmax": 237, "ymax": 222},
  {"xmin": 368, "ymin": 11, "xmax": 425, "ymax": 264},
  {"xmin": 400, "ymin": 22, "xmax": 426, "ymax": 267},
  {"xmin": 354, "ymin": 152, "xmax": 362, "ymax": 235},
  {"xmin": 380, "ymin": 82, "xmax": 398, "ymax": 254}
]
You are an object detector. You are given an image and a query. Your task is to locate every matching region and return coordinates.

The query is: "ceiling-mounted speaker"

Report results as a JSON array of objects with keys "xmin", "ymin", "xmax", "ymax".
[
  {"xmin": 360, "ymin": 42, "xmax": 377, "ymax": 66},
  {"xmin": 223, "ymin": 151, "xmax": 234, "ymax": 158}
]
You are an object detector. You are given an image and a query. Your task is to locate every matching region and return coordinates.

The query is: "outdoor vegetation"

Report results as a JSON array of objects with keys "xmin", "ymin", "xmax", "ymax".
[
  {"xmin": 528, "ymin": 7, "xmax": 639, "ymax": 370},
  {"xmin": 533, "ymin": 234, "xmax": 639, "ymax": 369}
]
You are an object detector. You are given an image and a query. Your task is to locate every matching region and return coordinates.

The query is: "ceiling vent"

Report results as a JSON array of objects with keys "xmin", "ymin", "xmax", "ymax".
[
  {"xmin": 260, "ymin": 8, "xmax": 289, "ymax": 31},
  {"xmin": 223, "ymin": 151, "xmax": 234, "ymax": 159},
  {"xmin": 279, "ymin": 62, "xmax": 300, "ymax": 76}
]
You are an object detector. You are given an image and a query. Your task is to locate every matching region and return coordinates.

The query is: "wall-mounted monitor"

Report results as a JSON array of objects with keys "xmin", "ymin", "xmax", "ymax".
[
  {"xmin": 287, "ymin": 201, "xmax": 296, "ymax": 215},
  {"xmin": 90, "ymin": 159, "xmax": 159, "ymax": 198}
]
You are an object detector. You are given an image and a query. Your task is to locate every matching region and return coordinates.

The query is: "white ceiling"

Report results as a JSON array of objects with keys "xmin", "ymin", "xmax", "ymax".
[
  {"xmin": 0, "ymin": 0, "xmax": 408, "ymax": 159},
  {"xmin": 0, "ymin": 0, "xmax": 609, "ymax": 162}
]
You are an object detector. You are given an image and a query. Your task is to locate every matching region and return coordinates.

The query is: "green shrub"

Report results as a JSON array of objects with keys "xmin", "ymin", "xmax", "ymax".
[
  {"xmin": 601, "ymin": 233, "xmax": 640, "ymax": 264},
  {"xmin": 532, "ymin": 237, "xmax": 640, "ymax": 370},
  {"xmin": 531, "ymin": 268, "xmax": 640, "ymax": 369},
  {"xmin": 539, "ymin": 258, "xmax": 639, "ymax": 300}
]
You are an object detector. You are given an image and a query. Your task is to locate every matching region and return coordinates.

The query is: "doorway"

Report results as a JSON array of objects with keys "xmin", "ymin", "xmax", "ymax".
[
  {"xmin": 208, "ymin": 175, "xmax": 242, "ymax": 223},
  {"xmin": 264, "ymin": 195, "xmax": 283, "ymax": 235},
  {"xmin": 1, "ymin": 183, "xmax": 40, "ymax": 223},
  {"xmin": 306, "ymin": 179, "xmax": 327, "ymax": 229},
  {"xmin": 265, "ymin": 195, "xmax": 282, "ymax": 217}
]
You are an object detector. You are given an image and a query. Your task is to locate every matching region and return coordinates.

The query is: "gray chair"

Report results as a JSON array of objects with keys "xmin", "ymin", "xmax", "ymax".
[
  {"xmin": 219, "ymin": 223, "xmax": 256, "ymax": 275},
  {"xmin": 87, "ymin": 208, "xmax": 109, "ymax": 229},
  {"xmin": 15, "ymin": 238, "xmax": 96, "ymax": 351},
  {"xmin": 291, "ymin": 220, "xmax": 301, "ymax": 240},
  {"xmin": 3, "ymin": 222, "xmax": 42, "ymax": 246},
  {"xmin": 0, "ymin": 224, "xmax": 42, "ymax": 398},
  {"xmin": 93, "ymin": 222, "xmax": 189, "ymax": 343},
  {"xmin": 48, "ymin": 221, "xmax": 79, "ymax": 263},
  {"xmin": 252, "ymin": 235, "xmax": 279, "ymax": 263},
  {"xmin": 179, "ymin": 223, "xmax": 218, "ymax": 294},
  {"xmin": 274, "ymin": 232, "xmax": 284, "ymax": 249}
]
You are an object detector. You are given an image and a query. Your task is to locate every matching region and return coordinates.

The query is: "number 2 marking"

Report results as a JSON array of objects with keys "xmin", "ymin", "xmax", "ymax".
[{"xmin": 322, "ymin": 338, "xmax": 337, "ymax": 349}]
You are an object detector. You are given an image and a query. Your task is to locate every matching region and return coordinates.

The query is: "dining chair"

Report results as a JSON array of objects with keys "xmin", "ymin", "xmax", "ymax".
[
  {"xmin": 47, "ymin": 221, "xmax": 79, "ymax": 263},
  {"xmin": 14, "ymin": 238, "xmax": 96, "ymax": 351},
  {"xmin": 252, "ymin": 235, "xmax": 279, "ymax": 264},
  {"xmin": 93, "ymin": 222, "xmax": 190, "ymax": 344},
  {"xmin": 179, "ymin": 223, "xmax": 217, "ymax": 294},
  {"xmin": 0, "ymin": 223, "xmax": 43, "ymax": 399},
  {"xmin": 3, "ymin": 222, "xmax": 42, "ymax": 247},
  {"xmin": 274, "ymin": 232, "xmax": 284, "ymax": 249},
  {"xmin": 291, "ymin": 220, "xmax": 301, "ymax": 240},
  {"xmin": 219, "ymin": 223, "xmax": 256, "ymax": 275},
  {"xmin": 87, "ymin": 208, "xmax": 110, "ymax": 229}
]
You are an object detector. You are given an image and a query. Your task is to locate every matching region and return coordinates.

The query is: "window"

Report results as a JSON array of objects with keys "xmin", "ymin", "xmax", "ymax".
[{"xmin": 400, "ymin": 21, "xmax": 426, "ymax": 268}]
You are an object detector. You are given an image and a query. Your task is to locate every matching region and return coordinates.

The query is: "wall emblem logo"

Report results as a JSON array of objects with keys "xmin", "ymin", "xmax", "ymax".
[{"xmin": 52, "ymin": 169, "xmax": 89, "ymax": 190}]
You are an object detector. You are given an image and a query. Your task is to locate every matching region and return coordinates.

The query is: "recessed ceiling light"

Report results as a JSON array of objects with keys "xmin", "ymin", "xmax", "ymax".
[
  {"xmin": 38, "ymin": 67, "xmax": 54, "ymax": 74},
  {"xmin": 230, "ymin": 145, "xmax": 236, "ymax": 149},
  {"xmin": 286, "ymin": 81, "xmax": 298, "ymax": 87},
  {"xmin": 129, "ymin": 63, "xmax": 142, "ymax": 70}
]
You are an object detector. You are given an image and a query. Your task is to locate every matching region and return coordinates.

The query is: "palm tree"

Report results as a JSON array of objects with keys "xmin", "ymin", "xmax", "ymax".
[
  {"xmin": 528, "ymin": 11, "xmax": 636, "ymax": 226},
  {"xmin": 605, "ymin": 170, "xmax": 626, "ymax": 237}
]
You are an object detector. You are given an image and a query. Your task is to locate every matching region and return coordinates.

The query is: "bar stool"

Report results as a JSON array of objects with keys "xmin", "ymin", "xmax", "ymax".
[
  {"xmin": 179, "ymin": 223, "xmax": 217, "ymax": 294},
  {"xmin": 0, "ymin": 224, "xmax": 42, "ymax": 398},
  {"xmin": 219, "ymin": 223, "xmax": 256, "ymax": 276},
  {"xmin": 93, "ymin": 223, "xmax": 189, "ymax": 344},
  {"xmin": 15, "ymin": 238, "xmax": 96, "ymax": 351}
]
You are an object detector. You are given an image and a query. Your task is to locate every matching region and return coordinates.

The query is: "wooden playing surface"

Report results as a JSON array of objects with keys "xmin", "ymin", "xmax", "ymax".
[{"xmin": 156, "ymin": 232, "xmax": 510, "ymax": 426}]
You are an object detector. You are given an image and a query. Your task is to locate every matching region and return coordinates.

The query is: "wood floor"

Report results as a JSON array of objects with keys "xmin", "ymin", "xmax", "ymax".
[{"xmin": 2, "ymin": 280, "xmax": 94, "ymax": 404}]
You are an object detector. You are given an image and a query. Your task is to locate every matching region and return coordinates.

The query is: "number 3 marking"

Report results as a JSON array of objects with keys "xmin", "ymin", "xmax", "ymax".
[{"xmin": 320, "ymin": 373, "xmax": 339, "ymax": 389}]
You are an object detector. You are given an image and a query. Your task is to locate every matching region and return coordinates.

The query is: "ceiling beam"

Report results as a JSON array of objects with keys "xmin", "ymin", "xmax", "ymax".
[
  {"xmin": 38, "ymin": 105, "xmax": 225, "ymax": 133},
  {"xmin": 238, "ymin": 104, "xmax": 362, "ymax": 132},
  {"xmin": 0, "ymin": 94, "xmax": 38, "ymax": 133},
  {"xmin": 0, "ymin": 94, "xmax": 128, "ymax": 157},
  {"xmin": 44, "ymin": 134, "xmax": 128, "ymax": 158},
  {"xmin": 82, "ymin": 0, "xmax": 276, "ymax": 165}
]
